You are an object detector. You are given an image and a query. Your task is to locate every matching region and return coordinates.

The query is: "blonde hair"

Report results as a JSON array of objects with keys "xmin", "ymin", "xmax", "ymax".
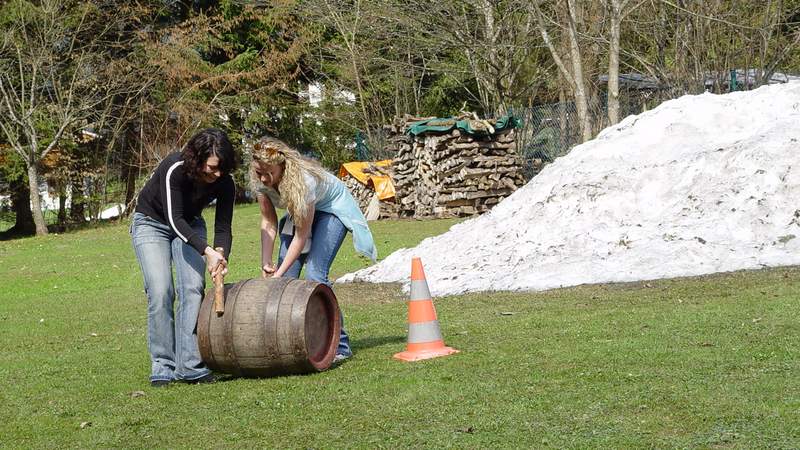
[{"xmin": 250, "ymin": 136, "xmax": 329, "ymax": 228}]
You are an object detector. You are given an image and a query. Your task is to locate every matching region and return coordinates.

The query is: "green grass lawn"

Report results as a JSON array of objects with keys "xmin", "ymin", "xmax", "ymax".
[{"xmin": 1, "ymin": 202, "xmax": 798, "ymax": 448}]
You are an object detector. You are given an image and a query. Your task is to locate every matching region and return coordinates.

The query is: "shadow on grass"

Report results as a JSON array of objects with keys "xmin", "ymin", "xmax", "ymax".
[
  {"xmin": 202, "ymin": 336, "xmax": 405, "ymax": 382},
  {"xmin": 351, "ymin": 334, "xmax": 406, "ymax": 351},
  {"xmin": 0, "ymin": 227, "xmax": 33, "ymax": 241},
  {"xmin": 0, "ymin": 217, "xmax": 129, "ymax": 241}
]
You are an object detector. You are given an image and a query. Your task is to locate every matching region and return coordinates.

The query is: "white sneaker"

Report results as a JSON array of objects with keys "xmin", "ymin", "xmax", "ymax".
[{"xmin": 332, "ymin": 353, "xmax": 352, "ymax": 364}]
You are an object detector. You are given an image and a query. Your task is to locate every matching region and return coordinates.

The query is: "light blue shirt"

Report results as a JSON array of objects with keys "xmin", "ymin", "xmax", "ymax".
[{"xmin": 259, "ymin": 171, "xmax": 377, "ymax": 261}]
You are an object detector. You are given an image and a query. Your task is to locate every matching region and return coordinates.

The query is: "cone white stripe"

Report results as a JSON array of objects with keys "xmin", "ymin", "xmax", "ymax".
[
  {"xmin": 410, "ymin": 280, "xmax": 431, "ymax": 300},
  {"xmin": 407, "ymin": 321, "xmax": 443, "ymax": 343}
]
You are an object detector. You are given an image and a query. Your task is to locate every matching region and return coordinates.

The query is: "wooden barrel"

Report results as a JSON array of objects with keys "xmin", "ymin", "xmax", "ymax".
[{"xmin": 197, "ymin": 278, "xmax": 340, "ymax": 377}]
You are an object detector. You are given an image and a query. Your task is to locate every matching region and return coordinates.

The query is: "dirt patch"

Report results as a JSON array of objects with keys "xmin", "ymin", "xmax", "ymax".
[{"xmin": 331, "ymin": 282, "xmax": 405, "ymax": 306}]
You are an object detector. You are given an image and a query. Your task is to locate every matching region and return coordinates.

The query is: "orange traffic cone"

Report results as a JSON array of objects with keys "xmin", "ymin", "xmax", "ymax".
[{"xmin": 394, "ymin": 257, "xmax": 459, "ymax": 362}]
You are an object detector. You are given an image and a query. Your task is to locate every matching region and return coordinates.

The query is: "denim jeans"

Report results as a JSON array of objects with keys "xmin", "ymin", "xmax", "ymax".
[
  {"xmin": 131, "ymin": 212, "xmax": 211, "ymax": 382},
  {"xmin": 278, "ymin": 211, "xmax": 352, "ymax": 357}
]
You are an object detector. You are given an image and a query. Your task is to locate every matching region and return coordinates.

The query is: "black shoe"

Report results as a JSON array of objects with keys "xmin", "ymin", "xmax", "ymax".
[
  {"xmin": 181, "ymin": 373, "xmax": 216, "ymax": 384},
  {"xmin": 150, "ymin": 379, "xmax": 171, "ymax": 388}
]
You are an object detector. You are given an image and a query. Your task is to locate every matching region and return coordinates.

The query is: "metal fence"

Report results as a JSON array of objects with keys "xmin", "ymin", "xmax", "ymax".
[
  {"xmin": 359, "ymin": 128, "xmax": 394, "ymax": 162},
  {"xmin": 511, "ymin": 89, "xmax": 673, "ymax": 179},
  {"xmin": 353, "ymin": 89, "xmax": 672, "ymax": 180},
  {"xmin": 510, "ymin": 102, "xmax": 583, "ymax": 179}
]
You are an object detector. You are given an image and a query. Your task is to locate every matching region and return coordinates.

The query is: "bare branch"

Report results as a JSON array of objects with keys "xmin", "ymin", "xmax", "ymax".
[
  {"xmin": 659, "ymin": 0, "xmax": 764, "ymax": 31},
  {"xmin": 0, "ymin": 117, "xmax": 26, "ymax": 161},
  {"xmin": 532, "ymin": 1, "xmax": 576, "ymax": 89},
  {"xmin": 41, "ymin": 119, "xmax": 73, "ymax": 160}
]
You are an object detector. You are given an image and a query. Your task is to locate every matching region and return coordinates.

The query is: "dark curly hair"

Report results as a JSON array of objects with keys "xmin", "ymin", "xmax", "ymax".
[{"xmin": 181, "ymin": 128, "xmax": 237, "ymax": 181}]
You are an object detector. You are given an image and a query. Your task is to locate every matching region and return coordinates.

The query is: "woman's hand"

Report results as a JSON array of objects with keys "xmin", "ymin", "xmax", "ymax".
[
  {"xmin": 261, "ymin": 262, "xmax": 276, "ymax": 278},
  {"xmin": 213, "ymin": 262, "xmax": 228, "ymax": 279},
  {"xmin": 204, "ymin": 247, "xmax": 228, "ymax": 278},
  {"xmin": 258, "ymin": 194, "xmax": 279, "ymax": 280}
]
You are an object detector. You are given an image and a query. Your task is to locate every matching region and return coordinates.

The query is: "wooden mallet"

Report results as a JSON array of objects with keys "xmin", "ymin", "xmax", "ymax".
[{"xmin": 213, "ymin": 247, "xmax": 225, "ymax": 316}]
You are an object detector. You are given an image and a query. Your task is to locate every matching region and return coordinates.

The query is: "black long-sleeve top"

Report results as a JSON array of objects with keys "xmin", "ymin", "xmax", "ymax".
[{"xmin": 135, "ymin": 152, "xmax": 235, "ymax": 258}]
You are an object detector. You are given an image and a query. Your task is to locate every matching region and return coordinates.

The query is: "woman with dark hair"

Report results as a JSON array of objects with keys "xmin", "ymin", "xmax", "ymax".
[{"xmin": 131, "ymin": 128, "xmax": 237, "ymax": 387}]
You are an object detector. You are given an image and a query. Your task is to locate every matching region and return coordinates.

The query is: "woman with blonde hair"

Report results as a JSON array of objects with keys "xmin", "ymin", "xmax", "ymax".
[{"xmin": 251, "ymin": 136, "xmax": 377, "ymax": 363}]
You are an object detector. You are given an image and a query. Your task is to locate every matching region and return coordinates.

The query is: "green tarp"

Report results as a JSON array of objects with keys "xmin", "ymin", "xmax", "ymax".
[{"xmin": 405, "ymin": 114, "xmax": 520, "ymax": 136}]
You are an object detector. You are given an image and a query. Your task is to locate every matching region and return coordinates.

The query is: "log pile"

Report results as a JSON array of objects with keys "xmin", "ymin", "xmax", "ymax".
[
  {"xmin": 386, "ymin": 115, "xmax": 525, "ymax": 218},
  {"xmin": 342, "ymin": 175, "xmax": 373, "ymax": 210},
  {"xmin": 340, "ymin": 164, "xmax": 398, "ymax": 220}
]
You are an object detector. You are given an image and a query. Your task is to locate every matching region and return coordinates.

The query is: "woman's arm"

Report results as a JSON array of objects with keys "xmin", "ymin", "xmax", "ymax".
[
  {"xmin": 212, "ymin": 176, "xmax": 235, "ymax": 260},
  {"xmin": 208, "ymin": 176, "xmax": 235, "ymax": 278},
  {"xmin": 273, "ymin": 206, "xmax": 314, "ymax": 278},
  {"xmin": 164, "ymin": 161, "xmax": 209, "ymax": 255},
  {"xmin": 258, "ymin": 193, "xmax": 279, "ymax": 278}
]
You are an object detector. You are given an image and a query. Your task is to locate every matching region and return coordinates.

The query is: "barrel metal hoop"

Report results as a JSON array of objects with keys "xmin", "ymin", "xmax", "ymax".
[
  {"xmin": 286, "ymin": 280, "xmax": 311, "ymax": 356},
  {"xmin": 223, "ymin": 278, "xmax": 247, "ymax": 376},
  {"xmin": 263, "ymin": 277, "xmax": 292, "ymax": 360},
  {"xmin": 197, "ymin": 285, "xmax": 214, "ymax": 368}
]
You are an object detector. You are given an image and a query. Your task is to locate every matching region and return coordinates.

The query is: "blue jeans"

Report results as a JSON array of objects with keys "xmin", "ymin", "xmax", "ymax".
[
  {"xmin": 131, "ymin": 212, "xmax": 211, "ymax": 382},
  {"xmin": 278, "ymin": 211, "xmax": 352, "ymax": 357}
]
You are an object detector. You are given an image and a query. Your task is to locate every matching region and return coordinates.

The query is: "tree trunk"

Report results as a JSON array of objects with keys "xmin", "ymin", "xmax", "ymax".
[
  {"xmin": 70, "ymin": 177, "xmax": 87, "ymax": 224},
  {"xmin": 10, "ymin": 176, "xmax": 35, "ymax": 235},
  {"xmin": 566, "ymin": 0, "xmax": 592, "ymax": 142},
  {"xmin": 27, "ymin": 164, "xmax": 48, "ymax": 236},
  {"xmin": 57, "ymin": 187, "xmax": 67, "ymax": 230},
  {"xmin": 480, "ymin": 0, "xmax": 501, "ymax": 114},
  {"xmin": 607, "ymin": 10, "xmax": 622, "ymax": 125},
  {"xmin": 559, "ymin": 85, "xmax": 568, "ymax": 146},
  {"xmin": 674, "ymin": 0, "xmax": 690, "ymax": 92},
  {"xmin": 124, "ymin": 164, "xmax": 137, "ymax": 212}
]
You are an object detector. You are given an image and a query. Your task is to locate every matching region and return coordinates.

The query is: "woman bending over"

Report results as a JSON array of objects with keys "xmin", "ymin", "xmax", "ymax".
[
  {"xmin": 250, "ymin": 136, "xmax": 377, "ymax": 363},
  {"xmin": 131, "ymin": 128, "xmax": 236, "ymax": 386}
]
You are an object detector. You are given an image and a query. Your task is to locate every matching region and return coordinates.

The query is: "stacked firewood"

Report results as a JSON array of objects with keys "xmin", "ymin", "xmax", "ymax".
[
  {"xmin": 342, "ymin": 175, "xmax": 373, "ymax": 210},
  {"xmin": 387, "ymin": 116, "xmax": 525, "ymax": 218},
  {"xmin": 340, "ymin": 164, "xmax": 399, "ymax": 220}
]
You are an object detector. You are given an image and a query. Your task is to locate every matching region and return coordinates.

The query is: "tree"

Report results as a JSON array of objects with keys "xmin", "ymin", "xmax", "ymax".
[
  {"xmin": 600, "ymin": 0, "xmax": 645, "ymax": 125},
  {"xmin": 620, "ymin": 0, "xmax": 800, "ymax": 96},
  {"xmin": 385, "ymin": 0, "xmax": 548, "ymax": 116},
  {"xmin": 0, "ymin": 145, "xmax": 35, "ymax": 235},
  {"xmin": 141, "ymin": 0, "xmax": 312, "ymax": 151},
  {"xmin": 532, "ymin": 0, "xmax": 595, "ymax": 142},
  {"xmin": 0, "ymin": 0, "xmax": 135, "ymax": 235}
]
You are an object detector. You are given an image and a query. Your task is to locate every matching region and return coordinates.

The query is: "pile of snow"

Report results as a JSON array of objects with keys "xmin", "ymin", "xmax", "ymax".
[
  {"xmin": 338, "ymin": 82, "xmax": 800, "ymax": 296},
  {"xmin": 98, "ymin": 203, "xmax": 125, "ymax": 220}
]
